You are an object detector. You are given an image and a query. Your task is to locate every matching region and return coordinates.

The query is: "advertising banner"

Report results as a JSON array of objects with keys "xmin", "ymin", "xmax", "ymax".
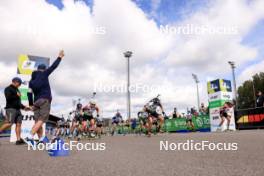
[
  {"xmin": 17, "ymin": 55, "xmax": 50, "ymax": 75},
  {"xmin": 209, "ymin": 107, "xmax": 236, "ymax": 132},
  {"xmin": 208, "ymin": 91, "xmax": 233, "ymax": 102},
  {"xmin": 164, "ymin": 115, "xmax": 210, "ymax": 132},
  {"xmin": 209, "ymin": 100, "xmax": 226, "ymax": 109},
  {"xmin": 10, "ymin": 55, "xmax": 49, "ymax": 142},
  {"xmin": 207, "ymin": 79, "xmax": 236, "ymax": 132},
  {"xmin": 207, "ymin": 79, "xmax": 232, "ymax": 94}
]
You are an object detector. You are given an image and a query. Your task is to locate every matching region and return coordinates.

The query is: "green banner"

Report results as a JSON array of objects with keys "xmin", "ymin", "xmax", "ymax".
[
  {"xmin": 112, "ymin": 115, "xmax": 210, "ymax": 134},
  {"xmin": 164, "ymin": 115, "xmax": 210, "ymax": 132},
  {"xmin": 209, "ymin": 100, "xmax": 226, "ymax": 108},
  {"xmin": 19, "ymin": 88, "xmax": 29, "ymax": 101}
]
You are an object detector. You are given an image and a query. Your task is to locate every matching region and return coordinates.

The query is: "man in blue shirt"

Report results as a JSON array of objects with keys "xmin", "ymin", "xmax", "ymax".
[{"xmin": 27, "ymin": 50, "xmax": 64, "ymax": 142}]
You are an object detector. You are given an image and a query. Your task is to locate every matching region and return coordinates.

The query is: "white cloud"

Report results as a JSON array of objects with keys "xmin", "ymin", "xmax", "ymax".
[
  {"xmin": 164, "ymin": 0, "xmax": 264, "ymax": 74},
  {"xmin": 238, "ymin": 60, "xmax": 264, "ymax": 84}
]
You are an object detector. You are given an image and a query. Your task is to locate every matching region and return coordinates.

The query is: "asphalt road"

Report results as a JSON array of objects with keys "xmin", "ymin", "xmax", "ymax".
[{"xmin": 1, "ymin": 130, "xmax": 264, "ymax": 176}]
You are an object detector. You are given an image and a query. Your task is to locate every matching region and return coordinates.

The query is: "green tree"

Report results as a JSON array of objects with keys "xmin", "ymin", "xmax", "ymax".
[{"xmin": 237, "ymin": 72, "xmax": 264, "ymax": 109}]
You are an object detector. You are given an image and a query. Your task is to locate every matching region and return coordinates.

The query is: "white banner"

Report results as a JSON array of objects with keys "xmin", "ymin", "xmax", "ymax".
[
  {"xmin": 208, "ymin": 91, "xmax": 233, "ymax": 102},
  {"xmin": 208, "ymin": 79, "xmax": 236, "ymax": 132},
  {"xmin": 209, "ymin": 107, "xmax": 236, "ymax": 132}
]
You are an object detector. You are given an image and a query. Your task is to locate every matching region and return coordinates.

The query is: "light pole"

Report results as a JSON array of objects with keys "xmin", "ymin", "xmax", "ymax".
[
  {"xmin": 228, "ymin": 61, "xmax": 238, "ymax": 107},
  {"xmin": 124, "ymin": 51, "xmax": 133, "ymax": 120},
  {"xmin": 192, "ymin": 73, "xmax": 200, "ymax": 111}
]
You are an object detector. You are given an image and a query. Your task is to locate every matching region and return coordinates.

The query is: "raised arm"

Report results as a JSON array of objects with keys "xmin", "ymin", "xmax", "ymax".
[{"xmin": 45, "ymin": 50, "xmax": 64, "ymax": 76}]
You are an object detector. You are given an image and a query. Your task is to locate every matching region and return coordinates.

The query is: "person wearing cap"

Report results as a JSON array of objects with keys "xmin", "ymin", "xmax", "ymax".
[
  {"xmin": 26, "ymin": 50, "xmax": 65, "ymax": 143},
  {"xmin": 0, "ymin": 77, "xmax": 30, "ymax": 145}
]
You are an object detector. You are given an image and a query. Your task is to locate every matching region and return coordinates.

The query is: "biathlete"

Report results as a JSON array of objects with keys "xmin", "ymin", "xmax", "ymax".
[
  {"xmin": 82, "ymin": 100, "xmax": 100, "ymax": 137},
  {"xmin": 69, "ymin": 103, "xmax": 83, "ymax": 140},
  {"xmin": 137, "ymin": 105, "xmax": 149, "ymax": 135},
  {"xmin": 145, "ymin": 96, "xmax": 165, "ymax": 137},
  {"xmin": 218, "ymin": 102, "xmax": 233, "ymax": 131},
  {"xmin": 111, "ymin": 110, "xmax": 123, "ymax": 136}
]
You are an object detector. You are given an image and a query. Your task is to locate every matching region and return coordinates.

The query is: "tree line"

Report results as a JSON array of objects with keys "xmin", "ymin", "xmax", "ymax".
[{"xmin": 237, "ymin": 72, "xmax": 264, "ymax": 109}]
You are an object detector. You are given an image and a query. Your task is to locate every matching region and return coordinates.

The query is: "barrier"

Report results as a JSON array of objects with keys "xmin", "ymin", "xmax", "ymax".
[
  {"xmin": 115, "ymin": 124, "xmax": 163, "ymax": 134},
  {"xmin": 236, "ymin": 107, "xmax": 264, "ymax": 130},
  {"xmin": 164, "ymin": 115, "xmax": 210, "ymax": 132},
  {"xmin": 112, "ymin": 115, "xmax": 210, "ymax": 134}
]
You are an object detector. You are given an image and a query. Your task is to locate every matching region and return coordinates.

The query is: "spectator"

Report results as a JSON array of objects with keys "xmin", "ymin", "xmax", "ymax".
[
  {"xmin": 26, "ymin": 50, "xmax": 64, "ymax": 143},
  {"xmin": 0, "ymin": 105, "xmax": 4, "ymax": 120},
  {"xmin": 131, "ymin": 118, "xmax": 137, "ymax": 133},
  {"xmin": 256, "ymin": 91, "xmax": 264, "ymax": 107},
  {"xmin": 0, "ymin": 77, "xmax": 30, "ymax": 145},
  {"xmin": 172, "ymin": 107, "xmax": 179, "ymax": 118},
  {"xmin": 199, "ymin": 103, "xmax": 208, "ymax": 115},
  {"xmin": 186, "ymin": 110, "xmax": 195, "ymax": 131},
  {"xmin": 190, "ymin": 107, "xmax": 199, "ymax": 116}
]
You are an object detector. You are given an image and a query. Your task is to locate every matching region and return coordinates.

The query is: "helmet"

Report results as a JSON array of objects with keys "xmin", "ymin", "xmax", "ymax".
[
  {"xmin": 89, "ymin": 99, "xmax": 96, "ymax": 105},
  {"xmin": 152, "ymin": 97, "xmax": 160, "ymax": 104},
  {"xmin": 76, "ymin": 103, "xmax": 82, "ymax": 109}
]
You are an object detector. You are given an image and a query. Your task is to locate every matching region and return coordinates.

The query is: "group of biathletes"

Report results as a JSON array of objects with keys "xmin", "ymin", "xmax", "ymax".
[
  {"xmin": 53, "ymin": 94, "xmax": 167, "ymax": 140},
  {"xmin": 0, "ymin": 50, "xmax": 236, "ymax": 145},
  {"xmin": 54, "ymin": 95, "xmax": 234, "ymax": 140}
]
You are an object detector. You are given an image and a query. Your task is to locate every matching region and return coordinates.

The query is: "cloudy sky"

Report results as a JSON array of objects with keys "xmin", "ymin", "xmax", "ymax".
[{"xmin": 0, "ymin": 0, "xmax": 264, "ymax": 118}]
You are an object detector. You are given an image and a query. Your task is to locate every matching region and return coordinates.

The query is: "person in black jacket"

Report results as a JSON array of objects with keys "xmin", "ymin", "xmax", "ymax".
[
  {"xmin": 256, "ymin": 91, "xmax": 264, "ymax": 107},
  {"xmin": 26, "ymin": 50, "xmax": 64, "ymax": 143},
  {"xmin": 0, "ymin": 77, "xmax": 30, "ymax": 145}
]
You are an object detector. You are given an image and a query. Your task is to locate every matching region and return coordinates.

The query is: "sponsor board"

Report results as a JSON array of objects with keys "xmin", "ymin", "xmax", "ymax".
[
  {"xmin": 219, "ymin": 79, "xmax": 232, "ymax": 92},
  {"xmin": 17, "ymin": 55, "xmax": 50, "ymax": 75},
  {"xmin": 207, "ymin": 79, "xmax": 232, "ymax": 94},
  {"xmin": 165, "ymin": 115, "xmax": 210, "ymax": 132},
  {"xmin": 207, "ymin": 79, "xmax": 236, "ymax": 132},
  {"xmin": 209, "ymin": 100, "xmax": 226, "ymax": 108},
  {"xmin": 209, "ymin": 107, "xmax": 220, "ymax": 116},
  {"xmin": 209, "ymin": 108, "xmax": 236, "ymax": 132},
  {"xmin": 208, "ymin": 92, "xmax": 233, "ymax": 102},
  {"xmin": 207, "ymin": 79, "xmax": 220, "ymax": 94}
]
